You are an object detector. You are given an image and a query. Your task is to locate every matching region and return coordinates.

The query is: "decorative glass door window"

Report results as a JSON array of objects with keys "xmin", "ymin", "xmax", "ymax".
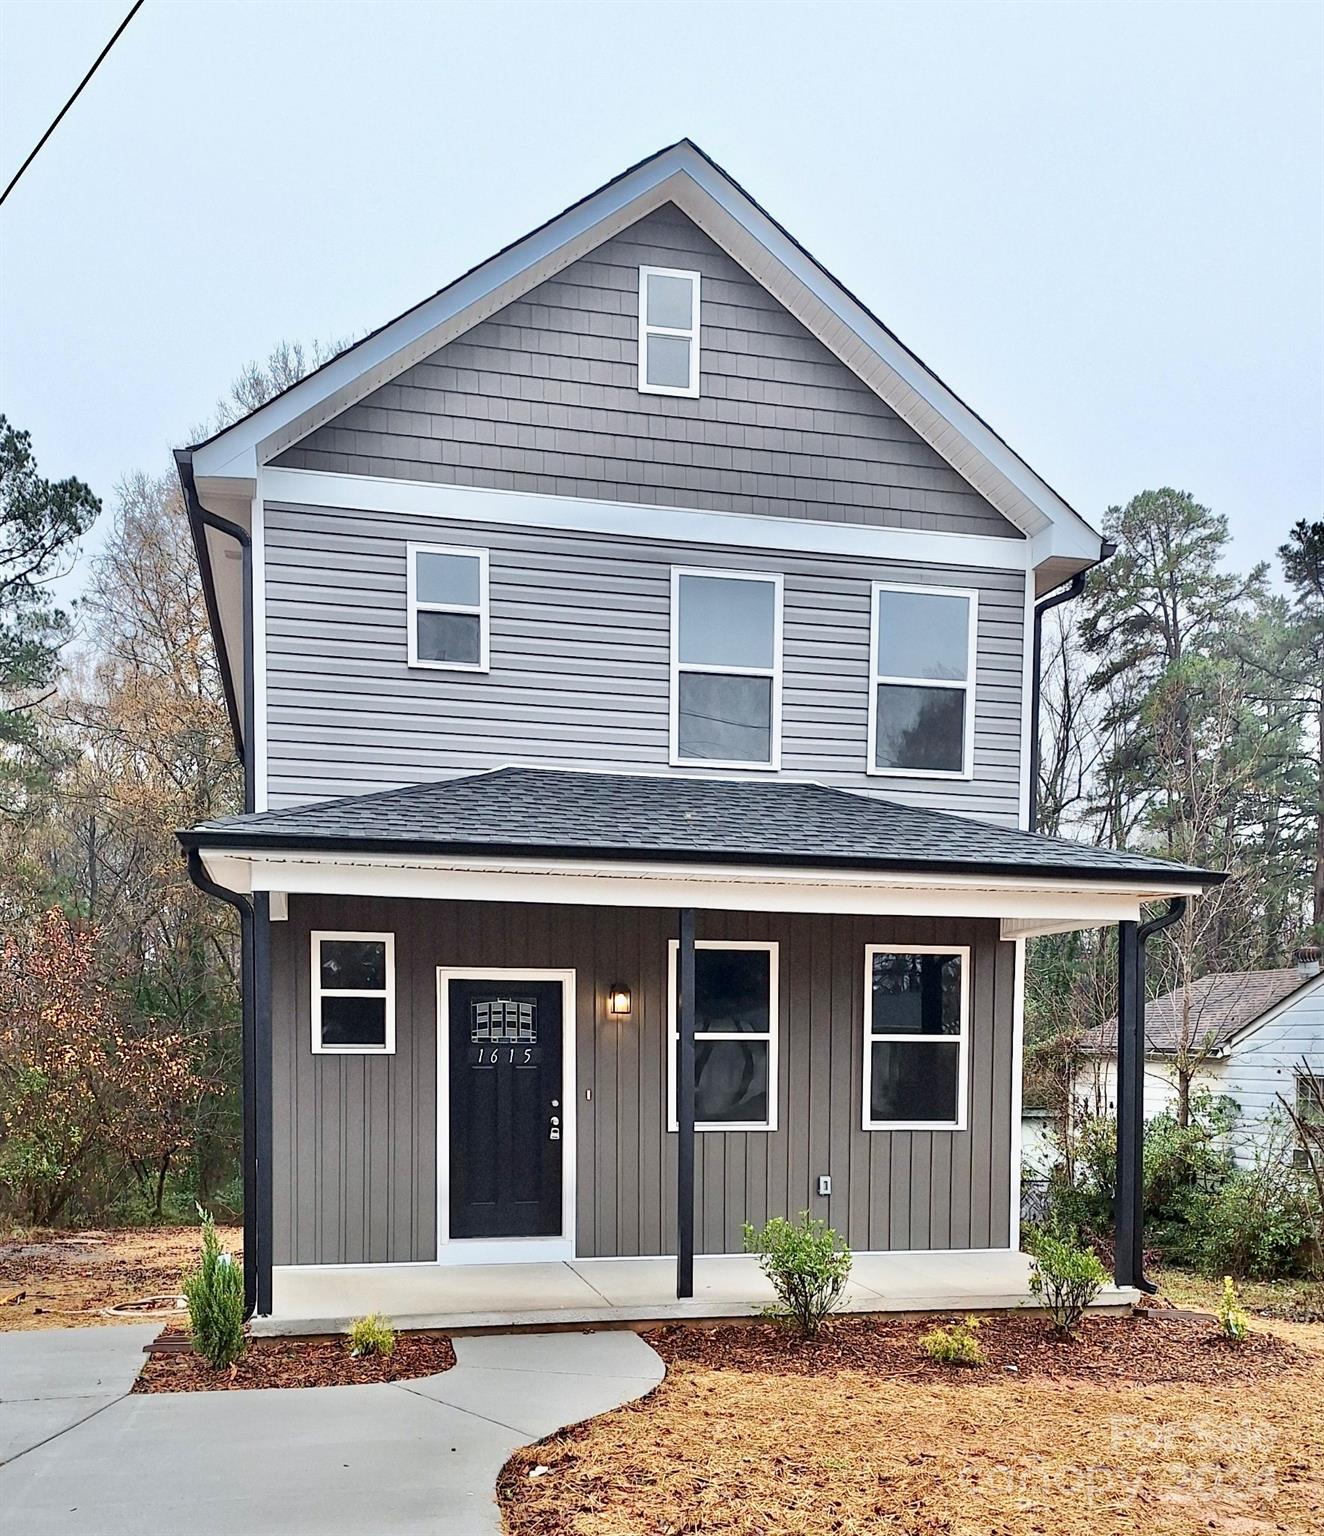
[
  {"xmin": 311, "ymin": 932, "xmax": 395, "ymax": 1053},
  {"xmin": 862, "ymin": 945, "xmax": 968, "ymax": 1129},
  {"xmin": 407, "ymin": 542, "xmax": 489, "ymax": 671},
  {"xmin": 868, "ymin": 583, "xmax": 976, "ymax": 777},
  {"xmin": 638, "ymin": 266, "xmax": 700, "ymax": 396},
  {"xmin": 671, "ymin": 568, "xmax": 782, "ymax": 768},
  {"xmin": 668, "ymin": 940, "xmax": 778, "ymax": 1130}
]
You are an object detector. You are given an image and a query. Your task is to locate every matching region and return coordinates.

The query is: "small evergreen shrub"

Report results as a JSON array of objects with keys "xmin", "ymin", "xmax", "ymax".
[
  {"xmin": 743, "ymin": 1212, "xmax": 852, "ymax": 1339},
  {"xmin": 183, "ymin": 1206, "xmax": 245, "ymax": 1368},
  {"xmin": 347, "ymin": 1312, "xmax": 396, "ymax": 1358},
  {"xmin": 1029, "ymin": 1227, "xmax": 1108, "ymax": 1336},
  {"xmin": 1216, "ymin": 1276, "xmax": 1249, "ymax": 1342},
  {"xmin": 920, "ymin": 1315, "xmax": 986, "ymax": 1366},
  {"xmin": 1196, "ymin": 1158, "xmax": 1318, "ymax": 1280}
]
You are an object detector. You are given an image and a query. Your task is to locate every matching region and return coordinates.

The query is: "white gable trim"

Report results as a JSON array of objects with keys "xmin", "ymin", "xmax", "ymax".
[{"xmin": 190, "ymin": 142, "xmax": 1101, "ymax": 563}]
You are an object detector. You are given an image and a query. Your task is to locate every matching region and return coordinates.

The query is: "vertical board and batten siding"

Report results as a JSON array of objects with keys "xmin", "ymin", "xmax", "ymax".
[
  {"xmin": 271, "ymin": 896, "xmax": 1015, "ymax": 1265},
  {"xmin": 262, "ymin": 503, "xmax": 1028, "ymax": 821},
  {"xmin": 272, "ymin": 204, "xmax": 1022, "ymax": 539}
]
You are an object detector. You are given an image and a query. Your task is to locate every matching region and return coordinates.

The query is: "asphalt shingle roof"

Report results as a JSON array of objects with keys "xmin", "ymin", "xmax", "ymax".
[
  {"xmin": 178, "ymin": 767, "xmax": 1218, "ymax": 886},
  {"xmin": 1089, "ymin": 968, "xmax": 1316, "ymax": 1055}
]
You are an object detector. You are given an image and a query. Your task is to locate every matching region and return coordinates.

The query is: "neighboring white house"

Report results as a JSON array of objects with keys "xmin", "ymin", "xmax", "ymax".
[{"xmin": 1059, "ymin": 946, "xmax": 1324, "ymax": 1169}]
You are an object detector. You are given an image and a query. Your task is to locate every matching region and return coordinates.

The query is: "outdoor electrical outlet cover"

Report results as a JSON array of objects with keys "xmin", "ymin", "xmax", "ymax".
[{"xmin": 817, "ymin": 1175, "xmax": 831, "ymax": 1196}]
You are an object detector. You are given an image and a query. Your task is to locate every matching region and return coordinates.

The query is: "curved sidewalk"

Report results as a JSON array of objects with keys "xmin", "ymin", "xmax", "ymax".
[{"xmin": 0, "ymin": 1325, "xmax": 664, "ymax": 1535}]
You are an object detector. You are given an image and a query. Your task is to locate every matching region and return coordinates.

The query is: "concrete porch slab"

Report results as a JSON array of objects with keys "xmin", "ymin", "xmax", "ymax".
[{"xmin": 258, "ymin": 1251, "xmax": 1139, "ymax": 1335}]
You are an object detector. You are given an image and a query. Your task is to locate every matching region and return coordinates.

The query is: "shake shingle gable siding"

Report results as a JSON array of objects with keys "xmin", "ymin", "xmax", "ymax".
[
  {"xmin": 272, "ymin": 204, "xmax": 1022, "ymax": 538},
  {"xmin": 181, "ymin": 767, "xmax": 1213, "ymax": 886},
  {"xmin": 261, "ymin": 505, "xmax": 1027, "ymax": 816}
]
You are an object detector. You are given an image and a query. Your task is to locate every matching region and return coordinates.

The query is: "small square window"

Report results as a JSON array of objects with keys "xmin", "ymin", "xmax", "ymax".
[
  {"xmin": 408, "ymin": 543, "xmax": 489, "ymax": 671},
  {"xmin": 312, "ymin": 932, "xmax": 395, "ymax": 1054},
  {"xmin": 638, "ymin": 266, "xmax": 700, "ymax": 397}
]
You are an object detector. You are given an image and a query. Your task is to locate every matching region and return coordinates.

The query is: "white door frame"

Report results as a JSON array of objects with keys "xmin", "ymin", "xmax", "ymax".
[{"xmin": 435, "ymin": 967, "xmax": 577, "ymax": 1266}]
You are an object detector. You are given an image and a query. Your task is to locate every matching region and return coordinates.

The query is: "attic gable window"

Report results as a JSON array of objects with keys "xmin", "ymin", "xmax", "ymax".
[
  {"xmin": 407, "ymin": 542, "xmax": 489, "ymax": 672},
  {"xmin": 638, "ymin": 266, "xmax": 700, "ymax": 397}
]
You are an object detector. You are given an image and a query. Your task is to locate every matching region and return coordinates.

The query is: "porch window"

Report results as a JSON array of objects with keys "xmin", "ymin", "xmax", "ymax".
[
  {"xmin": 671, "ymin": 569, "xmax": 782, "ymax": 768},
  {"xmin": 868, "ymin": 583, "xmax": 976, "ymax": 778},
  {"xmin": 862, "ymin": 945, "xmax": 968, "ymax": 1129},
  {"xmin": 638, "ymin": 266, "xmax": 700, "ymax": 397},
  {"xmin": 668, "ymin": 940, "xmax": 778, "ymax": 1131},
  {"xmin": 311, "ymin": 931, "xmax": 395, "ymax": 1054},
  {"xmin": 407, "ymin": 542, "xmax": 489, "ymax": 671}
]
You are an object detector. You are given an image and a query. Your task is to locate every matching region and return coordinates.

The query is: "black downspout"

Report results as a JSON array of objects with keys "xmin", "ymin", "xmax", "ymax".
[
  {"xmin": 176, "ymin": 450, "xmax": 271, "ymax": 1319},
  {"xmin": 676, "ymin": 908, "xmax": 696, "ymax": 1299},
  {"xmin": 1114, "ymin": 897, "xmax": 1187, "ymax": 1293}
]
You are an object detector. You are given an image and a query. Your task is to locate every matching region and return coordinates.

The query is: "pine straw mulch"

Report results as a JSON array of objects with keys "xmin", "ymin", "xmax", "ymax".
[
  {"xmin": 499, "ymin": 1313, "xmax": 1324, "ymax": 1536},
  {"xmin": 133, "ymin": 1328, "xmax": 456, "ymax": 1392},
  {"xmin": 0, "ymin": 1225, "xmax": 242, "ymax": 1331}
]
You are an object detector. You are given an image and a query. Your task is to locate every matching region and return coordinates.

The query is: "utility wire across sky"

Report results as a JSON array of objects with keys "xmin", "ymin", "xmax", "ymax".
[{"xmin": 0, "ymin": 0, "xmax": 145, "ymax": 210}]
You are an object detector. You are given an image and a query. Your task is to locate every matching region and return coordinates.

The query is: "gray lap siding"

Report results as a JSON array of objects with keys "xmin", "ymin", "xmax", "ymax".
[
  {"xmin": 262, "ymin": 503, "xmax": 1028, "ymax": 822},
  {"xmin": 271, "ymin": 896, "xmax": 1016, "ymax": 1266},
  {"xmin": 272, "ymin": 204, "xmax": 1022, "ymax": 539}
]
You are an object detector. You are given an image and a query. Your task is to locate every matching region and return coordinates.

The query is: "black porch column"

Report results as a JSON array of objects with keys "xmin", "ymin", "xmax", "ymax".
[
  {"xmin": 676, "ymin": 907, "xmax": 696, "ymax": 1299},
  {"xmin": 252, "ymin": 892, "xmax": 275, "ymax": 1316},
  {"xmin": 1113, "ymin": 920, "xmax": 1142, "ymax": 1289}
]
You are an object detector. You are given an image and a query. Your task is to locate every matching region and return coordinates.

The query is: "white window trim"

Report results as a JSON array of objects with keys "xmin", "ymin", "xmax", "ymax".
[
  {"xmin": 311, "ymin": 930, "xmax": 396, "ymax": 1055},
  {"xmin": 666, "ymin": 939, "xmax": 779, "ymax": 1132},
  {"xmin": 406, "ymin": 541, "xmax": 490, "ymax": 672},
  {"xmin": 862, "ymin": 943, "xmax": 970, "ymax": 1131},
  {"xmin": 866, "ymin": 580, "xmax": 978, "ymax": 781},
  {"xmin": 638, "ymin": 265, "xmax": 701, "ymax": 398},
  {"xmin": 669, "ymin": 566, "xmax": 783, "ymax": 771}
]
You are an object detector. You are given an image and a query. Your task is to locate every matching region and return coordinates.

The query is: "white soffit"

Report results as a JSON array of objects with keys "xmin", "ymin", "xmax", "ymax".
[{"xmin": 189, "ymin": 143, "xmax": 1101, "ymax": 562}]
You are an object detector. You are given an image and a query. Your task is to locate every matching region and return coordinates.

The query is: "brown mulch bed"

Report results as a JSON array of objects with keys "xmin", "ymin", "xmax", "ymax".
[
  {"xmin": 644, "ymin": 1309, "xmax": 1303, "ymax": 1385},
  {"xmin": 0, "ymin": 1226, "xmax": 242, "ymax": 1331},
  {"xmin": 134, "ymin": 1329, "xmax": 456, "ymax": 1392}
]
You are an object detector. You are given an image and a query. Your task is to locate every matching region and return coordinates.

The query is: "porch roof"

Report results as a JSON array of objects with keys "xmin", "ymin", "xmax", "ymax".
[{"xmin": 179, "ymin": 766, "xmax": 1218, "ymax": 888}]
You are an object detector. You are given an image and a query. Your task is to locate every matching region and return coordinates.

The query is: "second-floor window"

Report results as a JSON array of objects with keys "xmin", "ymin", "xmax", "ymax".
[
  {"xmin": 407, "ymin": 542, "xmax": 489, "ymax": 672},
  {"xmin": 868, "ymin": 582, "xmax": 977, "ymax": 778},
  {"xmin": 638, "ymin": 266, "xmax": 700, "ymax": 397},
  {"xmin": 671, "ymin": 568, "xmax": 782, "ymax": 769}
]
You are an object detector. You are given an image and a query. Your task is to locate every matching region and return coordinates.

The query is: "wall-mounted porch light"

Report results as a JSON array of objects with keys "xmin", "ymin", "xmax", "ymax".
[{"xmin": 607, "ymin": 983, "xmax": 633, "ymax": 1018}]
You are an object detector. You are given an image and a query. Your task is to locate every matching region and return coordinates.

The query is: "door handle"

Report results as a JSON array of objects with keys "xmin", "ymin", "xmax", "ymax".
[{"xmin": 549, "ymin": 1114, "xmax": 561, "ymax": 1142}]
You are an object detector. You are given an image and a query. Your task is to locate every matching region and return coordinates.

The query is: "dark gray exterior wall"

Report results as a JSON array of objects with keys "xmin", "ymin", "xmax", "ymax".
[
  {"xmin": 272, "ymin": 204, "xmax": 1021, "ymax": 538},
  {"xmin": 271, "ymin": 895, "xmax": 1015, "ymax": 1266},
  {"xmin": 263, "ymin": 503, "xmax": 1028, "ymax": 822}
]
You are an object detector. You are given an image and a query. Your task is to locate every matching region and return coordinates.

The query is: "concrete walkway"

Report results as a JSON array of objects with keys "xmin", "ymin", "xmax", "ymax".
[{"xmin": 0, "ymin": 1325, "xmax": 664, "ymax": 1535}]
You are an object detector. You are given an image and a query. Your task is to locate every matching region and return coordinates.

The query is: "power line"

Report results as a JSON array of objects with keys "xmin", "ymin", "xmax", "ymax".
[{"xmin": 0, "ymin": 0, "xmax": 145, "ymax": 210}]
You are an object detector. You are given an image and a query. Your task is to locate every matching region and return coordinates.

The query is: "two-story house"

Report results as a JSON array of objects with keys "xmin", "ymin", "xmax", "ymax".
[{"xmin": 176, "ymin": 142, "xmax": 1219, "ymax": 1329}]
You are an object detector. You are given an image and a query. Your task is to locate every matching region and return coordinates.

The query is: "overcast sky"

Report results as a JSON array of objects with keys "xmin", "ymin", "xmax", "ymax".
[{"xmin": 2, "ymin": 0, "xmax": 1321, "ymax": 596}]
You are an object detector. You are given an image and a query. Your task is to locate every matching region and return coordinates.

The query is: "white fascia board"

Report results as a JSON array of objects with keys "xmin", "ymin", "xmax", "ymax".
[
  {"xmin": 197, "ymin": 846, "xmax": 1203, "ymax": 925},
  {"xmin": 188, "ymin": 142, "xmax": 1101, "ymax": 560},
  {"xmin": 262, "ymin": 467, "xmax": 1034, "ymax": 573}
]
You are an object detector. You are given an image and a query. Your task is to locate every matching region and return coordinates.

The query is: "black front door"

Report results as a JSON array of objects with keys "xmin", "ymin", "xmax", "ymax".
[{"xmin": 447, "ymin": 977, "xmax": 564, "ymax": 1240}]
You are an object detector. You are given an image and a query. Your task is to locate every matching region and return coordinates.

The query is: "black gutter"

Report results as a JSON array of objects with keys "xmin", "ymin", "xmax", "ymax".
[
  {"xmin": 186, "ymin": 849, "xmax": 257, "ymax": 1320},
  {"xmin": 177, "ymin": 454, "xmax": 272, "ymax": 1316},
  {"xmin": 1027, "ymin": 539, "xmax": 1116, "ymax": 834},
  {"xmin": 1114, "ymin": 897, "xmax": 1187, "ymax": 1294},
  {"xmin": 175, "ymin": 830, "xmax": 1221, "ymax": 887},
  {"xmin": 176, "ymin": 449, "xmax": 246, "ymax": 768}
]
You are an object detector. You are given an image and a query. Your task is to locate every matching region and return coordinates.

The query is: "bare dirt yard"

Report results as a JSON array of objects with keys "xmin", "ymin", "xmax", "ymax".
[
  {"xmin": 0, "ymin": 1224, "xmax": 241, "ymax": 1331},
  {"xmin": 500, "ymin": 1311, "xmax": 1324, "ymax": 1536}
]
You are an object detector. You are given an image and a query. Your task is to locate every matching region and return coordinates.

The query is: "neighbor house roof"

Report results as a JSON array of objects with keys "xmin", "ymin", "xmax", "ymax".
[
  {"xmin": 178, "ymin": 767, "xmax": 1218, "ymax": 887},
  {"xmin": 1089, "ymin": 968, "xmax": 1315, "ymax": 1056}
]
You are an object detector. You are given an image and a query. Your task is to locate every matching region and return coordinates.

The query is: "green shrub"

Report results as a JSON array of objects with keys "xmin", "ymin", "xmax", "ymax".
[
  {"xmin": 920, "ymin": 1315, "xmax": 986, "ymax": 1366},
  {"xmin": 182, "ymin": 1207, "xmax": 245, "ymax": 1368},
  {"xmin": 743, "ymin": 1212, "xmax": 852, "ymax": 1339},
  {"xmin": 347, "ymin": 1312, "xmax": 395, "ymax": 1358},
  {"xmin": 1216, "ymin": 1276, "xmax": 1248, "ymax": 1342},
  {"xmin": 1196, "ymin": 1157, "xmax": 1318, "ymax": 1280},
  {"xmin": 1029, "ymin": 1227, "xmax": 1108, "ymax": 1335}
]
